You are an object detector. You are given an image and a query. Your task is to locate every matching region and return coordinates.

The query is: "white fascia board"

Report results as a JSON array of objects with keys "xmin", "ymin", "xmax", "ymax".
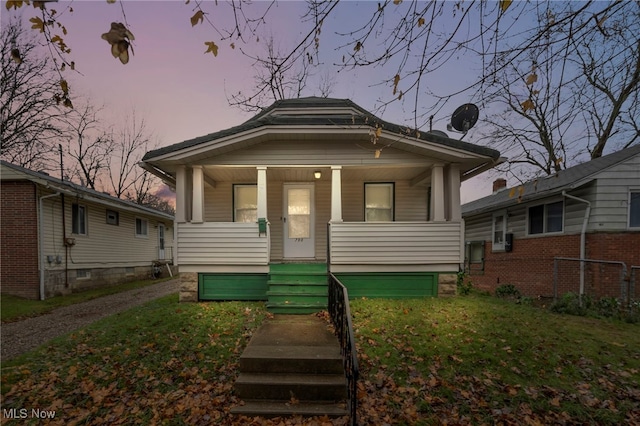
[{"xmin": 379, "ymin": 129, "xmax": 491, "ymax": 160}]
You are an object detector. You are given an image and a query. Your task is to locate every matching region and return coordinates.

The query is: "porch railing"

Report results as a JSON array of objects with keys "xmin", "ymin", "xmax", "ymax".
[
  {"xmin": 328, "ymin": 273, "xmax": 359, "ymax": 426},
  {"xmin": 328, "ymin": 221, "xmax": 463, "ymax": 265}
]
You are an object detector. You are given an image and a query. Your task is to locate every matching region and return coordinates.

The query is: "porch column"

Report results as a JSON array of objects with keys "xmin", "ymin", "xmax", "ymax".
[
  {"xmin": 447, "ymin": 163, "xmax": 461, "ymax": 221},
  {"xmin": 192, "ymin": 165, "xmax": 204, "ymax": 223},
  {"xmin": 331, "ymin": 166, "xmax": 343, "ymax": 222},
  {"xmin": 175, "ymin": 165, "xmax": 187, "ymax": 223},
  {"xmin": 256, "ymin": 166, "xmax": 267, "ymax": 219},
  {"xmin": 431, "ymin": 164, "xmax": 445, "ymax": 221}
]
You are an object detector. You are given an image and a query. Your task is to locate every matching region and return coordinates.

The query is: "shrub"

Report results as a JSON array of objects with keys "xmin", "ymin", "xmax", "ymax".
[
  {"xmin": 495, "ymin": 283, "xmax": 521, "ymax": 299},
  {"xmin": 456, "ymin": 272, "xmax": 473, "ymax": 295}
]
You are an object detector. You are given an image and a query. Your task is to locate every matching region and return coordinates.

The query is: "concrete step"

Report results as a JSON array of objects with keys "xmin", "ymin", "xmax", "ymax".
[
  {"xmin": 240, "ymin": 344, "xmax": 343, "ymax": 374},
  {"xmin": 266, "ymin": 303, "xmax": 327, "ymax": 314},
  {"xmin": 230, "ymin": 400, "xmax": 348, "ymax": 418},
  {"xmin": 235, "ymin": 372, "xmax": 347, "ymax": 401}
]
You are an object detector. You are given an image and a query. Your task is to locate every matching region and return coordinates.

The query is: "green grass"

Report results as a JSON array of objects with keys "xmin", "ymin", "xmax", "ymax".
[
  {"xmin": 1, "ymin": 276, "xmax": 175, "ymax": 323},
  {"xmin": 2, "ymin": 295, "xmax": 267, "ymax": 425},
  {"xmin": 1, "ymin": 293, "xmax": 638, "ymax": 425},
  {"xmin": 350, "ymin": 295, "xmax": 640, "ymax": 425}
]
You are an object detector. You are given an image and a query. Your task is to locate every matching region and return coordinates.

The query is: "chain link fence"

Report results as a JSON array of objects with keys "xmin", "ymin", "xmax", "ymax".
[{"xmin": 553, "ymin": 257, "xmax": 636, "ymax": 306}]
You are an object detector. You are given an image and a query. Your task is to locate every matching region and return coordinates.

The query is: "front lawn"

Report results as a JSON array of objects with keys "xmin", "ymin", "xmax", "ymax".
[{"xmin": 1, "ymin": 294, "xmax": 638, "ymax": 425}]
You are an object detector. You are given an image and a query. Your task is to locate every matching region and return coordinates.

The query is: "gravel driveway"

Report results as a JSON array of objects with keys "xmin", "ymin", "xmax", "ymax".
[{"xmin": 1, "ymin": 279, "xmax": 179, "ymax": 362}]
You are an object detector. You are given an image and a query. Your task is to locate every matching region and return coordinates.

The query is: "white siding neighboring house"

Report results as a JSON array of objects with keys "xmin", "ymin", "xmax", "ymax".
[
  {"xmin": 1, "ymin": 161, "xmax": 175, "ymax": 300},
  {"xmin": 461, "ymin": 144, "xmax": 640, "ymax": 298},
  {"xmin": 140, "ymin": 97, "xmax": 502, "ymax": 306}
]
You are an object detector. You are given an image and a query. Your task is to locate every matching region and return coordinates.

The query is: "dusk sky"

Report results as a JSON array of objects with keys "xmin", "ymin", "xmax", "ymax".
[{"xmin": 2, "ymin": 0, "xmax": 501, "ymax": 202}]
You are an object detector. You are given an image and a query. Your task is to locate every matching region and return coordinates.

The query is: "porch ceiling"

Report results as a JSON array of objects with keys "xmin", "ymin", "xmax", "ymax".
[{"xmin": 201, "ymin": 165, "xmax": 433, "ymax": 186}]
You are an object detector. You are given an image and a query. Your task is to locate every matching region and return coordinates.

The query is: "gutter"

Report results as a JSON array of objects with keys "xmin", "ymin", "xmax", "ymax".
[
  {"xmin": 39, "ymin": 191, "xmax": 61, "ymax": 301},
  {"xmin": 562, "ymin": 191, "xmax": 592, "ymax": 297}
]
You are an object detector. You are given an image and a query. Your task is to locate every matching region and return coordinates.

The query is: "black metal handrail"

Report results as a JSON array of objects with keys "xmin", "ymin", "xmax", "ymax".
[{"xmin": 328, "ymin": 273, "xmax": 359, "ymax": 426}]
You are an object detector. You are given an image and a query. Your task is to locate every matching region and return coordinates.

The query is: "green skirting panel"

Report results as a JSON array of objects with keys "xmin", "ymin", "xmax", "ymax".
[
  {"xmin": 199, "ymin": 273, "xmax": 268, "ymax": 301},
  {"xmin": 334, "ymin": 272, "xmax": 438, "ymax": 299}
]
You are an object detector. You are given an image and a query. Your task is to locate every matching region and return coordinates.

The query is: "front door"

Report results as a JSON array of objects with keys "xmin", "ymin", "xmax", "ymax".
[{"xmin": 283, "ymin": 183, "xmax": 315, "ymax": 259}]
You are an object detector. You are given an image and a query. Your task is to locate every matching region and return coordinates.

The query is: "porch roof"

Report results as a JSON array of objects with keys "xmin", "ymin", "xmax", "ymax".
[{"xmin": 142, "ymin": 97, "xmax": 500, "ymax": 165}]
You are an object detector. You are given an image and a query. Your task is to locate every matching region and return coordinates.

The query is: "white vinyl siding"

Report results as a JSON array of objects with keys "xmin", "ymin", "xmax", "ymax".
[
  {"xmin": 590, "ymin": 154, "xmax": 640, "ymax": 231},
  {"xmin": 329, "ymin": 221, "xmax": 462, "ymax": 265},
  {"xmin": 38, "ymin": 190, "xmax": 173, "ymax": 270},
  {"xmin": 177, "ymin": 222, "xmax": 269, "ymax": 265}
]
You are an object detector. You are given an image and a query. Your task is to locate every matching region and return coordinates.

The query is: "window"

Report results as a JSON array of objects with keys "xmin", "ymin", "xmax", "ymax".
[
  {"xmin": 135, "ymin": 218, "xmax": 148, "ymax": 237},
  {"xmin": 72, "ymin": 203, "xmax": 87, "ymax": 235},
  {"xmin": 234, "ymin": 185, "xmax": 257, "ymax": 223},
  {"xmin": 492, "ymin": 211, "xmax": 507, "ymax": 251},
  {"xmin": 630, "ymin": 190, "xmax": 640, "ymax": 228},
  {"xmin": 106, "ymin": 209, "xmax": 119, "ymax": 225},
  {"xmin": 528, "ymin": 201, "xmax": 563, "ymax": 235},
  {"xmin": 465, "ymin": 241, "xmax": 485, "ymax": 274},
  {"xmin": 365, "ymin": 183, "xmax": 394, "ymax": 221},
  {"xmin": 76, "ymin": 269, "xmax": 91, "ymax": 279}
]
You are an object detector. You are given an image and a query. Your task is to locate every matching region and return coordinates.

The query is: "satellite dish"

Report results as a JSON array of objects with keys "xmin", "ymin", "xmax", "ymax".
[
  {"xmin": 427, "ymin": 130, "xmax": 449, "ymax": 138},
  {"xmin": 450, "ymin": 103, "xmax": 479, "ymax": 132}
]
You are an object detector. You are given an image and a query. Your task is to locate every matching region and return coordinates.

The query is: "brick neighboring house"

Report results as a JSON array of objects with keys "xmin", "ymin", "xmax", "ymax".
[
  {"xmin": 1, "ymin": 161, "xmax": 175, "ymax": 300},
  {"xmin": 461, "ymin": 144, "xmax": 640, "ymax": 298}
]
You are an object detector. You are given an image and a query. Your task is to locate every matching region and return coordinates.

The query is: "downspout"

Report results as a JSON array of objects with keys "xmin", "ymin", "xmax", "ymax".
[
  {"xmin": 39, "ymin": 191, "xmax": 61, "ymax": 301},
  {"xmin": 562, "ymin": 191, "xmax": 591, "ymax": 297}
]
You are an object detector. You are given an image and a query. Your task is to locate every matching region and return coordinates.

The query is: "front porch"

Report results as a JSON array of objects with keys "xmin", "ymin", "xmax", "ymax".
[{"xmin": 175, "ymin": 164, "xmax": 464, "ymax": 303}]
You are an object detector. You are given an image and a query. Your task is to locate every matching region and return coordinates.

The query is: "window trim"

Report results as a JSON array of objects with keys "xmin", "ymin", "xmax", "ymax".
[
  {"xmin": 364, "ymin": 182, "xmax": 395, "ymax": 222},
  {"xmin": 492, "ymin": 210, "xmax": 507, "ymax": 252},
  {"xmin": 233, "ymin": 184, "xmax": 258, "ymax": 223},
  {"xmin": 106, "ymin": 209, "xmax": 119, "ymax": 226},
  {"xmin": 629, "ymin": 189, "xmax": 640, "ymax": 229},
  {"xmin": 135, "ymin": 217, "xmax": 149, "ymax": 238},
  {"xmin": 527, "ymin": 199, "xmax": 564, "ymax": 236},
  {"xmin": 72, "ymin": 203, "xmax": 88, "ymax": 235}
]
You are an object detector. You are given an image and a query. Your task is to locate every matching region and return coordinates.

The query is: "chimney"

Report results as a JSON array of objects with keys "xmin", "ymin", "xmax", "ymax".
[{"xmin": 493, "ymin": 178, "xmax": 507, "ymax": 193}]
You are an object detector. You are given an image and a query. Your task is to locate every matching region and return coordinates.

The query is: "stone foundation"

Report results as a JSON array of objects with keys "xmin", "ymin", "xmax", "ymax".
[
  {"xmin": 180, "ymin": 272, "xmax": 198, "ymax": 302},
  {"xmin": 438, "ymin": 273, "xmax": 457, "ymax": 297}
]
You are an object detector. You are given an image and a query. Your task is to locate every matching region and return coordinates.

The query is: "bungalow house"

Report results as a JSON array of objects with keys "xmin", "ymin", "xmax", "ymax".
[
  {"xmin": 140, "ymin": 97, "xmax": 501, "ymax": 311},
  {"xmin": 1, "ymin": 161, "xmax": 175, "ymax": 300},
  {"xmin": 461, "ymin": 144, "xmax": 640, "ymax": 299}
]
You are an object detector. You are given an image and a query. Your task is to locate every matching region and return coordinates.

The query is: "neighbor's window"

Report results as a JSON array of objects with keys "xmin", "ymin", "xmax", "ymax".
[
  {"xmin": 630, "ymin": 190, "xmax": 640, "ymax": 228},
  {"xmin": 465, "ymin": 240, "xmax": 485, "ymax": 274},
  {"xmin": 76, "ymin": 269, "xmax": 91, "ymax": 279},
  {"xmin": 135, "ymin": 218, "xmax": 148, "ymax": 237},
  {"xmin": 106, "ymin": 209, "xmax": 119, "ymax": 226},
  {"xmin": 365, "ymin": 183, "xmax": 394, "ymax": 221},
  {"xmin": 234, "ymin": 185, "xmax": 257, "ymax": 223},
  {"xmin": 528, "ymin": 201, "xmax": 563, "ymax": 235},
  {"xmin": 492, "ymin": 210, "xmax": 507, "ymax": 251},
  {"xmin": 72, "ymin": 203, "xmax": 87, "ymax": 235}
]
